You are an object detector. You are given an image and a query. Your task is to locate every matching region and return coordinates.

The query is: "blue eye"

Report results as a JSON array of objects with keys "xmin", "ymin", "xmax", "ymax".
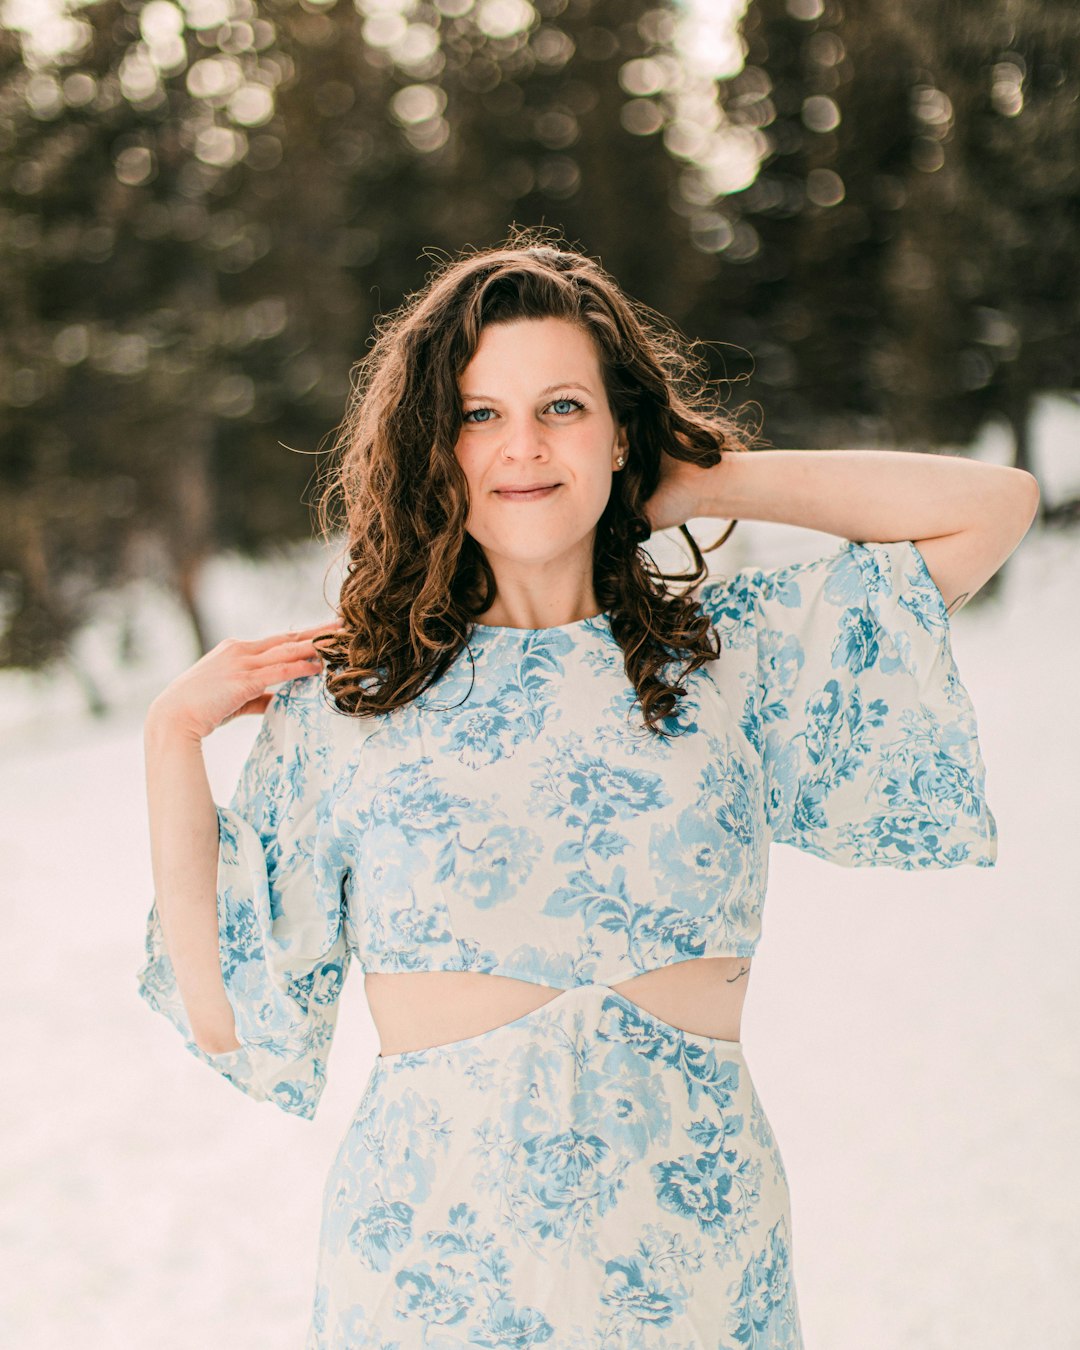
[{"xmin": 461, "ymin": 396, "xmax": 585, "ymax": 424}]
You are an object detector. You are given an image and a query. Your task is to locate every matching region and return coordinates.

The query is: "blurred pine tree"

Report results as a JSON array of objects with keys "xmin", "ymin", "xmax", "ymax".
[{"xmin": 1, "ymin": 0, "xmax": 1075, "ymax": 687}]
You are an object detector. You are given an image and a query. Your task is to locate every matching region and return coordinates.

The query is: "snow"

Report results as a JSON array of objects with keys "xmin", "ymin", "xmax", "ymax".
[{"xmin": 2, "ymin": 435, "xmax": 1077, "ymax": 1349}]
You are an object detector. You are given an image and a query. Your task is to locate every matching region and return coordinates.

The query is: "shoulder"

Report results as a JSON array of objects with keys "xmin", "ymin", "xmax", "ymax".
[
  {"xmin": 264, "ymin": 673, "xmax": 375, "ymax": 784},
  {"xmin": 270, "ymin": 671, "xmax": 331, "ymax": 717},
  {"xmin": 697, "ymin": 539, "xmax": 929, "ymax": 626}
]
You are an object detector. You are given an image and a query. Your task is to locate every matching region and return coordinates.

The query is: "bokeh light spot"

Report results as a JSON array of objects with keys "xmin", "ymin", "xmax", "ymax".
[
  {"xmin": 912, "ymin": 84, "xmax": 953, "ymax": 128},
  {"xmin": 534, "ymin": 109, "xmax": 578, "ymax": 149},
  {"xmin": 725, "ymin": 219, "xmax": 761, "ymax": 262},
  {"xmin": 991, "ymin": 61, "xmax": 1025, "ymax": 117},
  {"xmin": 195, "ymin": 125, "xmax": 247, "ymax": 166},
  {"xmin": 230, "ymin": 84, "xmax": 275, "ymax": 126},
  {"xmin": 531, "ymin": 25, "xmax": 574, "ymax": 67},
  {"xmin": 62, "ymin": 73, "xmax": 97, "ymax": 107},
  {"xmin": 619, "ymin": 57, "xmax": 667, "ymax": 98},
  {"xmin": 114, "ymin": 145, "xmax": 156, "ymax": 186},
  {"xmin": 361, "ymin": 12, "xmax": 408, "ymax": 48},
  {"xmin": 187, "ymin": 56, "xmax": 243, "ymax": 101},
  {"xmin": 212, "ymin": 374, "xmax": 256, "ymax": 417},
  {"xmin": 392, "ymin": 22, "xmax": 441, "ymax": 68},
  {"xmin": 621, "ymin": 98, "xmax": 665, "ymax": 136},
  {"xmin": 689, "ymin": 210, "xmax": 735, "ymax": 253},
  {"xmin": 140, "ymin": 2, "xmax": 185, "ymax": 43},
  {"xmin": 806, "ymin": 31, "xmax": 844, "ymax": 67},
  {"xmin": 403, "ymin": 116, "xmax": 450, "ymax": 153},
  {"xmin": 475, "ymin": 0, "xmax": 535, "ymax": 40},
  {"xmin": 801, "ymin": 94, "xmax": 840, "ymax": 133},
  {"xmin": 806, "ymin": 167, "xmax": 844, "ymax": 205},
  {"xmin": 390, "ymin": 83, "xmax": 445, "ymax": 124},
  {"xmin": 180, "ymin": 0, "xmax": 231, "ymax": 31},
  {"xmin": 53, "ymin": 325, "xmax": 90, "ymax": 367},
  {"xmin": 25, "ymin": 72, "xmax": 64, "ymax": 119}
]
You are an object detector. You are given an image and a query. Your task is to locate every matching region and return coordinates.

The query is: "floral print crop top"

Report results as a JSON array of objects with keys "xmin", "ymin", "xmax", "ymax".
[{"xmin": 136, "ymin": 537, "xmax": 998, "ymax": 1118}]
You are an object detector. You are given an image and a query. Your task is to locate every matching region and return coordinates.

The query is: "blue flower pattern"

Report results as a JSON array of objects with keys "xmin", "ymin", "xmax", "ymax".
[
  {"xmin": 136, "ymin": 538, "xmax": 997, "ymax": 1346},
  {"xmin": 309, "ymin": 986, "xmax": 800, "ymax": 1348}
]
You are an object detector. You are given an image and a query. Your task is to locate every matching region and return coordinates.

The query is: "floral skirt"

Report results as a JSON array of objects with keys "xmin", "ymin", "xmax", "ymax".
[{"xmin": 306, "ymin": 983, "xmax": 803, "ymax": 1349}]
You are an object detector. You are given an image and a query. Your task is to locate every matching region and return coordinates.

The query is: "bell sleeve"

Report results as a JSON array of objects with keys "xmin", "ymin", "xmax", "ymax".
[
  {"xmin": 699, "ymin": 538, "xmax": 999, "ymax": 869},
  {"xmin": 135, "ymin": 676, "xmax": 352, "ymax": 1120}
]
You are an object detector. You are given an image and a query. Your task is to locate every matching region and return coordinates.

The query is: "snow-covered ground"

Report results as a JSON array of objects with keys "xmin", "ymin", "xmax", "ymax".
[{"xmin": 2, "ymin": 415, "xmax": 1078, "ymax": 1350}]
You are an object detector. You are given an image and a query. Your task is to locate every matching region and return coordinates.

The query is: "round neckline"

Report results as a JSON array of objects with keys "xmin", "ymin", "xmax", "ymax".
[{"xmin": 468, "ymin": 610, "xmax": 610, "ymax": 637}]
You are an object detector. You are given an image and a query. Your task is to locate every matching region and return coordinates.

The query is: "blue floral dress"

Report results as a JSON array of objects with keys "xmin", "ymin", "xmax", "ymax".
[{"xmin": 136, "ymin": 538, "xmax": 998, "ymax": 1348}]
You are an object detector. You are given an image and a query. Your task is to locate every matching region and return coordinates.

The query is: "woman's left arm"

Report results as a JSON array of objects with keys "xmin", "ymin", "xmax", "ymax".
[{"xmin": 698, "ymin": 448, "xmax": 1040, "ymax": 617}]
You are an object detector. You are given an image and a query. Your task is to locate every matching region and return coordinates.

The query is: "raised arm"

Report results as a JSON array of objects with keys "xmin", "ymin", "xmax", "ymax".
[
  {"xmin": 645, "ymin": 445, "xmax": 1040, "ymax": 617},
  {"xmin": 698, "ymin": 447, "xmax": 1040, "ymax": 615},
  {"xmin": 140, "ymin": 624, "xmax": 337, "ymax": 1073}
]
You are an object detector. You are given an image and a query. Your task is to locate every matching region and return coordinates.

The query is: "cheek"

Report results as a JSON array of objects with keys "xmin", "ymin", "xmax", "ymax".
[
  {"xmin": 585, "ymin": 455, "xmax": 615, "ymax": 500},
  {"xmin": 454, "ymin": 451, "xmax": 495, "ymax": 536},
  {"xmin": 452, "ymin": 445, "xmax": 483, "ymax": 501}
]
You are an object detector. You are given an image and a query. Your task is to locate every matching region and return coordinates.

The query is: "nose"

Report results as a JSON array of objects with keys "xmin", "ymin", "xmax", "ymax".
[{"xmin": 499, "ymin": 414, "xmax": 549, "ymax": 460}]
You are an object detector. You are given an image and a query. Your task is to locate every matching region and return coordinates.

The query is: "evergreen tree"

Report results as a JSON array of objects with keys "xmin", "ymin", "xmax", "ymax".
[
  {"xmin": 0, "ymin": 0, "xmax": 715, "ymax": 685},
  {"xmin": 882, "ymin": 0, "xmax": 1080, "ymax": 477}
]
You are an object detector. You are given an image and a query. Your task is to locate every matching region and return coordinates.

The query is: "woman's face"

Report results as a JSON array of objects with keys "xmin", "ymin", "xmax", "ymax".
[{"xmin": 453, "ymin": 316, "xmax": 628, "ymax": 575}]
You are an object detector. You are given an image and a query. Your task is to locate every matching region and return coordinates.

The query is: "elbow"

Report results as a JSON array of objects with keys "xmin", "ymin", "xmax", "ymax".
[
  {"xmin": 193, "ymin": 1021, "xmax": 243, "ymax": 1058},
  {"xmin": 1002, "ymin": 466, "xmax": 1040, "ymax": 516},
  {"xmin": 1017, "ymin": 469, "xmax": 1041, "ymax": 520},
  {"xmin": 984, "ymin": 467, "xmax": 1040, "ymax": 544},
  {"xmin": 1005, "ymin": 470, "xmax": 1041, "ymax": 545}
]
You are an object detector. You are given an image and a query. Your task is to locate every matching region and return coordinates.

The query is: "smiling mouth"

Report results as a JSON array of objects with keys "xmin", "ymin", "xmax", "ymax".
[{"xmin": 494, "ymin": 484, "xmax": 561, "ymax": 498}]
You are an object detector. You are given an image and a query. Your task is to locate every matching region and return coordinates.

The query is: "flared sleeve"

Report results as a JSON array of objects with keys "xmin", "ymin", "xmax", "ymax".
[
  {"xmin": 135, "ymin": 675, "xmax": 353, "ymax": 1120},
  {"xmin": 698, "ymin": 538, "xmax": 999, "ymax": 869}
]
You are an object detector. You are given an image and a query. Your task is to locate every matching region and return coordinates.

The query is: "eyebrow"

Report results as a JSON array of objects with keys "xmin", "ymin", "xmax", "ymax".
[{"xmin": 459, "ymin": 381, "xmax": 593, "ymax": 400}]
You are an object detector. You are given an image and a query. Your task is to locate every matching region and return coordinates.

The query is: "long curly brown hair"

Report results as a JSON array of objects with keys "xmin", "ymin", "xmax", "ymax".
[{"xmin": 311, "ymin": 226, "xmax": 761, "ymax": 738}]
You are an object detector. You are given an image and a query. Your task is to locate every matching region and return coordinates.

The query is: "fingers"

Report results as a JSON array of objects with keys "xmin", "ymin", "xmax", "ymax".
[
  {"xmin": 263, "ymin": 656, "xmax": 326, "ymax": 680},
  {"xmin": 248, "ymin": 621, "xmax": 346, "ymax": 653}
]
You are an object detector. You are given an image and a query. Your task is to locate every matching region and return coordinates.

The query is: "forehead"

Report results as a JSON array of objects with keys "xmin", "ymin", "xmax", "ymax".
[{"xmin": 459, "ymin": 317, "xmax": 600, "ymax": 389}]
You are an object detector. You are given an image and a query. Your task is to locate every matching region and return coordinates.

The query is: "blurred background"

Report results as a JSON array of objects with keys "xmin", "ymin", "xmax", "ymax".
[{"xmin": 2, "ymin": 1, "xmax": 1077, "ymax": 1347}]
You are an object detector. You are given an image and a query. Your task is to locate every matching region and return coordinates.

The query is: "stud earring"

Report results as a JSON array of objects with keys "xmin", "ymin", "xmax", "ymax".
[{"xmin": 615, "ymin": 454, "xmax": 626, "ymax": 468}]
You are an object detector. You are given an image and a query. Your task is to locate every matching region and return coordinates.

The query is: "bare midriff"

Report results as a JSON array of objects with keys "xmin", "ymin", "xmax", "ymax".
[{"xmin": 364, "ymin": 956, "xmax": 752, "ymax": 1057}]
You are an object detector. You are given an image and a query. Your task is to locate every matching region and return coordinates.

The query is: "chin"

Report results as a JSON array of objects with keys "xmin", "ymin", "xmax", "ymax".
[
  {"xmin": 484, "ymin": 538, "xmax": 577, "ymax": 564},
  {"xmin": 472, "ymin": 520, "xmax": 567, "ymax": 547}
]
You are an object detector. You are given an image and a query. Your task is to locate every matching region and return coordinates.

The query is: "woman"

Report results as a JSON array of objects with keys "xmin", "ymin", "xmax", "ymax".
[{"xmin": 137, "ymin": 233, "xmax": 1037, "ymax": 1348}]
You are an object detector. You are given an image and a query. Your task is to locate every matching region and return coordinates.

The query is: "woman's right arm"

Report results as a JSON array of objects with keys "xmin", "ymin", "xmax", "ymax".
[
  {"xmin": 143, "ymin": 708, "xmax": 240, "ymax": 1054},
  {"xmin": 142, "ymin": 624, "xmax": 340, "ymax": 1057}
]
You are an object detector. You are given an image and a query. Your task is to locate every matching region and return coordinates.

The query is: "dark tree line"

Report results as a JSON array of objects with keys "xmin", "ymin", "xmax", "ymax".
[
  {"xmin": 1, "ymin": 0, "xmax": 1077, "ymax": 689},
  {"xmin": 688, "ymin": 0, "xmax": 1080, "ymax": 467},
  {"xmin": 0, "ymin": 0, "xmax": 709, "ymax": 676}
]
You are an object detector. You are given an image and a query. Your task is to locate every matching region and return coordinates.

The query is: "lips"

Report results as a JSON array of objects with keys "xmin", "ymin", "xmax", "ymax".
[{"xmin": 493, "ymin": 484, "xmax": 561, "ymax": 498}]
